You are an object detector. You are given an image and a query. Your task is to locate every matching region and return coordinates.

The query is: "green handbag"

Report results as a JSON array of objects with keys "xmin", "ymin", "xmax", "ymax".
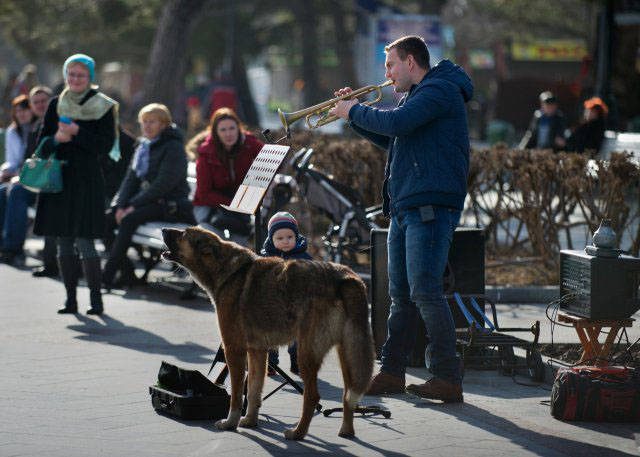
[{"xmin": 19, "ymin": 137, "xmax": 64, "ymax": 193}]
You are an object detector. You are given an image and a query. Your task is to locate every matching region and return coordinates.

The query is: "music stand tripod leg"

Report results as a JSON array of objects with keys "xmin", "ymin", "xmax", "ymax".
[
  {"xmin": 208, "ymin": 344, "xmax": 229, "ymax": 384},
  {"xmin": 263, "ymin": 362, "xmax": 322, "ymax": 412}
]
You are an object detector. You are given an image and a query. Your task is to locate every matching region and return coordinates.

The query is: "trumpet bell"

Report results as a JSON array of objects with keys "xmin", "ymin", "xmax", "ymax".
[{"xmin": 278, "ymin": 80, "xmax": 392, "ymax": 131}]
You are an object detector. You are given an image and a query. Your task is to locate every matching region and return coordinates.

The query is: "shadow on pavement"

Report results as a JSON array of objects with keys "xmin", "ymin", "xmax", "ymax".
[
  {"xmin": 239, "ymin": 414, "xmax": 409, "ymax": 457},
  {"xmin": 66, "ymin": 313, "xmax": 214, "ymax": 364},
  {"xmin": 410, "ymin": 400, "xmax": 635, "ymax": 456},
  {"xmin": 114, "ymin": 283, "xmax": 212, "ymax": 312}
]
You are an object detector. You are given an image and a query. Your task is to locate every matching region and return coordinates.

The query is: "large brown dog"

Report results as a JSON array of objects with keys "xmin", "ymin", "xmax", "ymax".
[{"xmin": 161, "ymin": 226, "xmax": 374, "ymax": 440}]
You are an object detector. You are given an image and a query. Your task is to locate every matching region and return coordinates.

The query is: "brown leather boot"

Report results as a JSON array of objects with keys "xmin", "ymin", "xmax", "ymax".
[
  {"xmin": 365, "ymin": 371, "xmax": 405, "ymax": 395},
  {"xmin": 406, "ymin": 377, "xmax": 463, "ymax": 403}
]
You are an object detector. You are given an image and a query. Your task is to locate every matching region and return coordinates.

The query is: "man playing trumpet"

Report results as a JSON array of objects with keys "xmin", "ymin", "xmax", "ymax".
[{"xmin": 330, "ymin": 35, "xmax": 473, "ymax": 402}]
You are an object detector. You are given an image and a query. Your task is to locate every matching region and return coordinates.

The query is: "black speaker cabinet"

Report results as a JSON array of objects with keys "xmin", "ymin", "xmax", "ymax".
[{"xmin": 370, "ymin": 227, "xmax": 485, "ymax": 366}]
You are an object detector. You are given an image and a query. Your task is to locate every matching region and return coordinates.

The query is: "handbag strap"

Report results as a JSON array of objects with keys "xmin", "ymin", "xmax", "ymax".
[{"xmin": 33, "ymin": 136, "xmax": 55, "ymax": 160}]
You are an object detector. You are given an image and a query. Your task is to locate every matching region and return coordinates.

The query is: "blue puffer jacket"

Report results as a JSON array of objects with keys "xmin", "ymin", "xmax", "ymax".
[{"xmin": 349, "ymin": 59, "xmax": 473, "ymax": 215}]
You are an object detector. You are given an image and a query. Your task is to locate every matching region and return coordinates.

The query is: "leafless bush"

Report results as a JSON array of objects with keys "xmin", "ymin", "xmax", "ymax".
[{"xmin": 281, "ymin": 134, "xmax": 640, "ymax": 284}]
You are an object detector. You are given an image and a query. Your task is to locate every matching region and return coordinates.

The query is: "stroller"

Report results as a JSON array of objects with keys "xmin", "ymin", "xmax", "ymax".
[{"xmin": 287, "ymin": 148, "xmax": 382, "ymax": 271}]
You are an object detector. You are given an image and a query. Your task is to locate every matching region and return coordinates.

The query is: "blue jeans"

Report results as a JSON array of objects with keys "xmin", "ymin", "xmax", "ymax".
[
  {"xmin": 0, "ymin": 182, "xmax": 36, "ymax": 253},
  {"xmin": 381, "ymin": 206, "xmax": 461, "ymax": 384}
]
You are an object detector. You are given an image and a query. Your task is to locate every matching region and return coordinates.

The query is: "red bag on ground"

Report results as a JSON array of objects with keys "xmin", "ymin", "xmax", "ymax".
[{"xmin": 550, "ymin": 366, "xmax": 640, "ymax": 422}]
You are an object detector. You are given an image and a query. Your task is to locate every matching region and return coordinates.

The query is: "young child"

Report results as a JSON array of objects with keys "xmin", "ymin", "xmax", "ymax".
[{"xmin": 260, "ymin": 211, "xmax": 312, "ymax": 374}]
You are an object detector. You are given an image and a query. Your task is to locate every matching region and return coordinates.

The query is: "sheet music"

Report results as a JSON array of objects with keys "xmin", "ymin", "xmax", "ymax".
[{"xmin": 222, "ymin": 144, "xmax": 290, "ymax": 215}]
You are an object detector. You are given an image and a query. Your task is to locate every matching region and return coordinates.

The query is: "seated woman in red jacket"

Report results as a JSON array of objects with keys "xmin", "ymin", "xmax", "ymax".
[{"xmin": 192, "ymin": 107, "xmax": 263, "ymax": 235}]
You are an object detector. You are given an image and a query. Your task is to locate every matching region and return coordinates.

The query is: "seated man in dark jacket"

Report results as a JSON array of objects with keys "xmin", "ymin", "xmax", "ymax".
[{"xmin": 103, "ymin": 103, "xmax": 195, "ymax": 288}]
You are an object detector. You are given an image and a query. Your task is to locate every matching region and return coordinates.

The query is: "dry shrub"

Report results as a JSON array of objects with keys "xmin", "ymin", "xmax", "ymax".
[
  {"xmin": 468, "ymin": 146, "xmax": 640, "ymax": 284},
  {"xmin": 269, "ymin": 132, "xmax": 639, "ymax": 285},
  {"xmin": 288, "ymin": 130, "xmax": 385, "ymax": 206}
]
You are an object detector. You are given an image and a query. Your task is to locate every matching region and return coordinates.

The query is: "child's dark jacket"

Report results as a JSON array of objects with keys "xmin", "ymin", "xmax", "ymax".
[{"xmin": 260, "ymin": 235, "xmax": 313, "ymax": 260}]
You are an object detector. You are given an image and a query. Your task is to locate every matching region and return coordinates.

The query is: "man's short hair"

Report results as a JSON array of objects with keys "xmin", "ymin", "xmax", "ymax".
[
  {"xmin": 385, "ymin": 35, "xmax": 430, "ymax": 69},
  {"xmin": 29, "ymin": 85, "xmax": 52, "ymax": 99}
]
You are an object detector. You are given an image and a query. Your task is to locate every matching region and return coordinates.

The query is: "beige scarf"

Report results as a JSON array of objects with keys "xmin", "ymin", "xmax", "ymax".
[{"xmin": 57, "ymin": 87, "xmax": 121, "ymax": 160}]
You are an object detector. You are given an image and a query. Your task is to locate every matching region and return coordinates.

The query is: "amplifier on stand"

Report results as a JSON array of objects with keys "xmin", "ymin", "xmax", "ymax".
[
  {"xmin": 560, "ymin": 249, "xmax": 640, "ymax": 319},
  {"xmin": 371, "ymin": 227, "xmax": 485, "ymax": 366}
]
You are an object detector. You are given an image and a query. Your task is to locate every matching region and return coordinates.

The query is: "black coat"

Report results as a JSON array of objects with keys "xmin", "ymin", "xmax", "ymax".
[
  {"xmin": 566, "ymin": 118, "xmax": 606, "ymax": 154},
  {"xmin": 113, "ymin": 126, "xmax": 191, "ymax": 209},
  {"xmin": 34, "ymin": 93, "xmax": 115, "ymax": 238}
]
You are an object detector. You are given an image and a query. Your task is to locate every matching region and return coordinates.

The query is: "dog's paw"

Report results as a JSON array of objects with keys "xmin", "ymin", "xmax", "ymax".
[
  {"xmin": 338, "ymin": 424, "xmax": 355, "ymax": 438},
  {"xmin": 215, "ymin": 418, "xmax": 238, "ymax": 431},
  {"xmin": 284, "ymin": 427, "xmax": 305, "ymax": 441},
  {"xmin": 238, "ymin": 415, "xmax": 259, "ymax": 428}
]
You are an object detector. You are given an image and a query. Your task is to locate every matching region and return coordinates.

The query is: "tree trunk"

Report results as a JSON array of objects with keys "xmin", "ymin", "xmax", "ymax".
[
  {"xmin": 331, "ymin": 5, "xmax": 359, "ymax": 87},
  {"xmin": 142, "ymin": 0, "xmax": 207, "ymax": 125},
  {"xmin": 232, "ymin": 48, "xmax": 259, "ymax": 127},
  {"xmin": 226, "ymin": 3, "xmax": 258, "ymax": 126},
  {"xmin": 292, "ymin": 1, "xmax": 320, "ymax": 106}
]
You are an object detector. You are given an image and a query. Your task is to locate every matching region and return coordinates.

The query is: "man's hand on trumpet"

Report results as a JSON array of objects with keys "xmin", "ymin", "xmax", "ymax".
[{"xmin": 329, "ymin": 87, "xmax": 359, "ymax": 120}]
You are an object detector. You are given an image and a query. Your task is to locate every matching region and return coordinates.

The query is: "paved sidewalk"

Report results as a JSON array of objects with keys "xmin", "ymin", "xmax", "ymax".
[{"xmin": 1, "ymin": 263, "xmax": 638, "ymax": 457}]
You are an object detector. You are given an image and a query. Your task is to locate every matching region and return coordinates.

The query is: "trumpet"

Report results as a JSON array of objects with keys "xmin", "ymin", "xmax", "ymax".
[{"xmin": 278, "ymin": 80, "xmax": 393, "ymax": 130}]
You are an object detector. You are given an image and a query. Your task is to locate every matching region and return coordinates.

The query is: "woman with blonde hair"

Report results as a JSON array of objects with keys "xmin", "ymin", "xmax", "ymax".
[{"xmin": 102, "ymin": 103, "xmax": 195, "ymax": 289}]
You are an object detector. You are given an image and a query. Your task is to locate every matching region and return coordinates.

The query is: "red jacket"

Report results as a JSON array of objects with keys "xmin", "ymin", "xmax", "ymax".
[{"xmin": 192, "ymin": 132, "xmax": 263, "ymax": 207}]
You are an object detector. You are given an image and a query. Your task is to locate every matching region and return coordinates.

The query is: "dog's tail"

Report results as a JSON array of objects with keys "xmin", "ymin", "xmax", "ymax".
[{"xmin": 339, "ymin": 276, "xmax": 374, "ymax": 407}]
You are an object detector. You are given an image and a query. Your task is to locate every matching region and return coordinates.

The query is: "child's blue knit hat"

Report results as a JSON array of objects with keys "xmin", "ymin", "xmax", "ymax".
[
  {"xmin": 63, "ymin": 53, "xmax": 95, "ymax": 82},
  {"xmin": 268, "ymin": 212, "xmax": 299, "ymax": 239}
]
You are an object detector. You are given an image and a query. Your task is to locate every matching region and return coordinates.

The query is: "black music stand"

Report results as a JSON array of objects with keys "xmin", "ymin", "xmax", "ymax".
[{"xmin": 208, "ymin": 344, "xmax": 322, "ymax": 412}]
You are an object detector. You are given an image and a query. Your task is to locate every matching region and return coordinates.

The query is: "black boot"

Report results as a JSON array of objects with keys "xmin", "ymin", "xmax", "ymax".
[
  {"xmin": 34, "ymin": 236, "xmax": 60, "ymax": 277},
  {"xmin": 82, "ymin": 257, "xmax": 104, "ymax": 315},
  {"xmin": 57, "ymin": 255, "xmax": 78, "ymax": 314},
  {"xmin": 32, "ymin": 264, "xmax": 59, "ymax": 278}
]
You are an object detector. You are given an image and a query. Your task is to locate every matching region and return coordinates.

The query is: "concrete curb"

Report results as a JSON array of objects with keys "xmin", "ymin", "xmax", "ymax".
[{"xmin": 486, "ymin": 285, "xmax": 559, "ymax": 304}]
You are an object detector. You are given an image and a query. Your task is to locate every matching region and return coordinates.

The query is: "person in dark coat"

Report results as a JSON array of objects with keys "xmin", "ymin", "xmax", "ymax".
[
  {"xmin": 260, "ymin": 211, "xmax": 313, "ymax": 375},
  {"xmin": 102, "ymin": 103, "xmax": 195, "ymax": 288},
  {"xmin": 519, "ymin": 91, "xmax": 566, "ymax": 151},
  {"xmin": 34, "ymin": 54, "xmax": 119, "ymax": 315},
  {"xmin": 566, "ymin": 97, "xmax": 608, "ymax": 154}
]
